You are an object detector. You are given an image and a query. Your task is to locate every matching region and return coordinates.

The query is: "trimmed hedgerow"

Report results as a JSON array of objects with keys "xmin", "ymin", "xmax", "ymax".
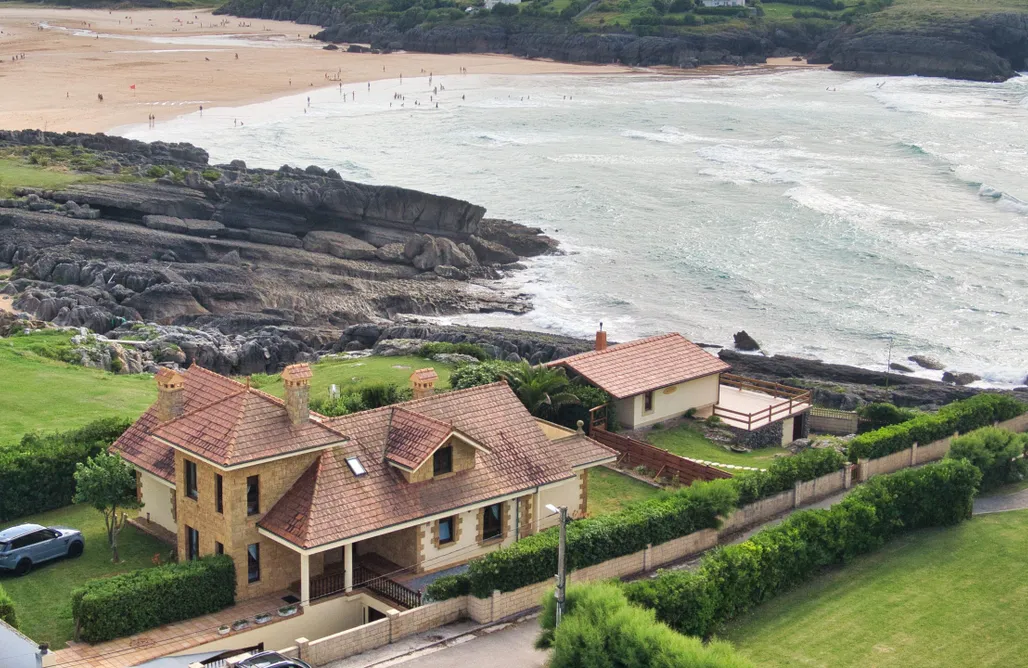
[
  {"xmin": 418, "ymin": 342, "xmax": 490, "ymax": 360},
  {"xmin": 425, "ymin": 573, "xmax": 471, "ymax": 602},
  {"xmin": 0, "ymin": 418, "xmax": 131, "ymax": 522},
  {"xmin": 624, "ymin": 459, "xmax": 981, "ymax": 638},
  {"xmin": 946, "ymin": 426, "xmax": 1028, "ymax": 491},
  {"xmin": 71, "ymin": 555, "xmax": 236, "ymax": 643},
  {"xmin": 732, "ymin": 448, "xmax": 846, "ymax": 505},
  {"xmin": 466, "ymin": 479, "xmax": 739, "ymax": 598},
  {"xmin": 857, "ymin": 402, "xmax": 918, "ymax": 430},
  {"xmin": 448, "ymin": 360, "xmax": 518, "ymax": 390},
  {"xmin": 0, "ymin": 583, "xmax": 17, "ymax": 629},
  {"xmin": 847, "ymin": 394, "xmax": 1026, "ymax": 462}
]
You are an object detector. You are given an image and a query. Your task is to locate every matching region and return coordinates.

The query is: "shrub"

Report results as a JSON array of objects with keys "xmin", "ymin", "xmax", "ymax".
[
  {"xmin": 357, "ymin": 382, "xmax": 412, "ymax": 408},
  {"xmin": 466, "ymin": 479, "xmax": 738, "ymax": 597},
  {"xmin": 554, "ymin": 383, "xmax": 618, "ymax": 432},
  {"xmin": 848, "ymin": 394, "xmax": 1026, "ymax": 462},
  {"xmin": 145, "ymin": 165, "xmax": 168, "ymax": 178},
  {"xmin": 418, "ymin": 341, "xmax": 489, "ymax": 360},
  {"xmin": 706, "ymin": 415, "xmax": 722, "ymax": 426},
  {"xmin": 449, "ymin": 359, "xmax": 517, "ymax": 389},
  {"xmin": 201, "ymin": 169, "xmax": 222, "ymax": 182},
  {"xmin": 538, "ymin": 582, "xmax": 754, "ymax": 668},
  {"xmin": 0, "ymin": 418, "xmax": 132, "ymax": 521},
  {"xmin": 72, "ymin": 555, "xmax": 236, "ymax": 643},
  {"xmin": 857, "ymin": 402, "xmax": 917, "ymax": 430},
  {"xmin": 731, "ymin": 447, "xmax": 846, "ymax": 505},
  {"xmin": 0, "ymin": 584, "xmax": 17, "ymax": 629},
  {"xmin": 310, "ymin": 392, "xmax": 367, "ymax": 417},
  {"xmin": 425, "ymin": 573, "xmax": 471, "ymax": 601},
  {"xmin": 625, "ymin": 459, "xmax": 981, "ymax": 637},
  {"xmin": 947, "ymin": 427, "xmax": 1028, "ymax": 491}
]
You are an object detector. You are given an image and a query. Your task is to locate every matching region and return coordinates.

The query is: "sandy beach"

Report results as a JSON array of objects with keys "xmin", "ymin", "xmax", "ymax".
[{"xmin": 0, "ymin": 7, "xmax": 636, "ymax": 133}]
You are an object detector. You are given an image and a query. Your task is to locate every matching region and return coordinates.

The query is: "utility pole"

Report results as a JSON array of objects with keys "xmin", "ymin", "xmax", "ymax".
[{"xmin": 546, "ymin": 504, "xmax": 569, "ymax": 627}]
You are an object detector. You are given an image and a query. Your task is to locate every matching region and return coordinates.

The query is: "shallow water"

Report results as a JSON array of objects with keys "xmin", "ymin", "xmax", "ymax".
[{"xmin": 119, "ymin": 69, "xmax": 1028, "ymax": 386}]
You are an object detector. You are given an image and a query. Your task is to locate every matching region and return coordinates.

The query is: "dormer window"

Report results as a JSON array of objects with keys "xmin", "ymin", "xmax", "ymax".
[{"xmin": 433, "ymin": 446, "xmax": 453, "ymax": 476}]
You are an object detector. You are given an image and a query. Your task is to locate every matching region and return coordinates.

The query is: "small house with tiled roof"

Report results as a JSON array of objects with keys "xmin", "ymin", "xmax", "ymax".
[
  {"xmin": 549, "ymin": 329, "xmax": 812, "ymax": 445},
  {"xmin": 111, "ymin": 363, "xmax": 616, "ymax": 618}
]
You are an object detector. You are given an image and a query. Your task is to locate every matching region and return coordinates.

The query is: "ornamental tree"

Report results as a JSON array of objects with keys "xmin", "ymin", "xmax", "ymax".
[{"xmin": 73, "ymin": 452, "xmax": 141, "ymax": 563}]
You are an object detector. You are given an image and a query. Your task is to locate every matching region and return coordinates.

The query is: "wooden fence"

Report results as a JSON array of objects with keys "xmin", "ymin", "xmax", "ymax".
[
  {"xmin": 590, "ymin": 428, "xmax": 732, "ymax": 483},
  {"xmin": 809, "ymin": 407, "xmax": 860, "ymax": 435}
]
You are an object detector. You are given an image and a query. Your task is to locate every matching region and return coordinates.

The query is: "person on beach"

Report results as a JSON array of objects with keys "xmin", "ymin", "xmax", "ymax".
[{"xmin": 199, "ymin": 105, "xmax": 203, "ymax": 115}]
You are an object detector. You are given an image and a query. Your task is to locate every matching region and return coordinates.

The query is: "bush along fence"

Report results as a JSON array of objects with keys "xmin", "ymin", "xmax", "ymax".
[
  {"xmin": 623, "ymin": 459, "xmax": 981, "ymax": 638},
  {"xmin": 847, "ymin": 394, "xmax": 1026, "ymax": 462},
  {"xmin": 0, "ymin": 417, "xmax": 131, "ymax": 521},
  {"xmin": 71, "ymin": 554, "xmax": 236, "ymax": 643},
  {"xmin": 0, "ymin": 583, "xmax": 17, "ymax": 629}
]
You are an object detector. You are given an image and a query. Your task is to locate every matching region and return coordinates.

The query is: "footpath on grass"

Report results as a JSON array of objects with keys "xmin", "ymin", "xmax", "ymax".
[{"xmin": 972, "ymin": 486, "xmax": 1028, "ymax": 515}]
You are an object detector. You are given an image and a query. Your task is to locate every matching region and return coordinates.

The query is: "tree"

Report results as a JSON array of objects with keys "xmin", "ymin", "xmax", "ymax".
[
  {"xmin": 501, "ymin": 361, "xmax": 579, "ymax": 420},
  {"xmin": 74, "ymin": 452, "xmax": 141, "ymax": 563}
]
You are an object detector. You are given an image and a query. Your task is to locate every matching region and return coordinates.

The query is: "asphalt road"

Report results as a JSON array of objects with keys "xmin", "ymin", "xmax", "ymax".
[{"xmin": 386, "ymin": 618, "xmax": 546, "ymax": 668}]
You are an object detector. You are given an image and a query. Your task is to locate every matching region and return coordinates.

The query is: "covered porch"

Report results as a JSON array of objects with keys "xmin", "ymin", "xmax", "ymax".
[{"xmin": 713, "ymin": 374, "xmax": 811, "ymax": 431}]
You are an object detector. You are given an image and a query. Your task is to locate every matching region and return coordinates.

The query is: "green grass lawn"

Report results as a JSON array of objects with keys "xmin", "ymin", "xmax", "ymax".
[
  {"xmin": 724, "ymin": 510, "xmax": 1028, "ymax": 667},
  {"xmin": 0, "ymin": 158, "xmax": 88, "ymax": 198},
  {"xmin": 250, "ymin": 355, "xmax": 455, "ymax": 401},
  {"xmin": 588, "ymin": 466, "xmax": 662, "ymax": 516},
  {"xmin": 0, "ymin": 332, "xmax": 155, "ymax": 445},
  {"xmin": 646, "ymin": 423, "xmax": 789, "ymax": 469},
  {"xmin": 0, "ymin": 504, "xmax": 168, "ymax": 648}
]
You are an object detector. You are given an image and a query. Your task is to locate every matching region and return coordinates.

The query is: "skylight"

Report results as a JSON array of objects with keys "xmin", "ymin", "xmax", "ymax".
[{"xmin": 346, "ymin": 457, "xmax": 367, "ymax": 477}]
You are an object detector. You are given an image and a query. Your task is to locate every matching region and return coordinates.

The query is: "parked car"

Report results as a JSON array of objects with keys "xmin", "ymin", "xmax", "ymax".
[
  {"xmin": 235, "ymin": 651, "xmax": 313, "ymax": 668},
  {"xmin": 0, "ymin": 523, "xmax": 84, "ymax": 575}
]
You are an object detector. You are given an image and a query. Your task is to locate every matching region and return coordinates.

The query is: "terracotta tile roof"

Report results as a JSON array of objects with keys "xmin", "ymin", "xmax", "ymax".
[
  {"xmin": 554, "ymin": 434, "xmax": 618, "ymax": 469},
  {"xmin": 548, "ymin": 333, "xmax": 730, "ymax": 399},
  {"xmin": 282, "ymin": 363, "xmax": 313, "ymax": 382},
  {"xmin": 151, "ymin": 387, "xmax": 347, "ymax": 468},
  {"xmin": 411, "ymin": 368, "xmax": 438, "ymax": 382},
  {"xmin": 111, "ymin": 366, "xmax": 245, "ymax": 481},
  {"xmin": 385, "ymin": 408, "xmax": 454, "ymax": 470},
  {"xmin": 259, "ymin": 382, "xmax": 616, "ymax": 549}
]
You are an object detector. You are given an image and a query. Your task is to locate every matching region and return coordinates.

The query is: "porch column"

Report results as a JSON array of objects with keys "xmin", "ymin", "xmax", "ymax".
[
  {"xmin": 344, "ymin": 543, "xmax": 353, "ymax": 593},
  {"xmin": 300, "ymin": 553, "xmax": 310, "ymax": 608}
]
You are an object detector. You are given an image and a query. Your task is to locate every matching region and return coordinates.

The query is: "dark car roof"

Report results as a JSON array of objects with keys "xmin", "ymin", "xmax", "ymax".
[
  {"xmin": 236, "ymin": 651, "xmax": 311, "ymax": 668},
  {"xmin": 0, "ymin": 523, "xmax": 46, "ymax": 542}
]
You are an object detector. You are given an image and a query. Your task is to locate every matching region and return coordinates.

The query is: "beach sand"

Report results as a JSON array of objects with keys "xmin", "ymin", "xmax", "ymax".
[{"xmin": 0, "ymin": 7, "xmax": 634, "ymax": 133}]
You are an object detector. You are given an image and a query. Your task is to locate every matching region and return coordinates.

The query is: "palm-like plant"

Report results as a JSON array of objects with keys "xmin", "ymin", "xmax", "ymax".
[{"xmin": 501, "ymin": 361, "xmax": 580, "ymax": 419}]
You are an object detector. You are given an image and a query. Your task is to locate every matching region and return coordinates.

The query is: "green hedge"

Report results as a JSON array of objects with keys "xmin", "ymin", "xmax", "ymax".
[
  {"xmin": 857, "ymin": 402, "xmax": 918, "ymax": 430},
  {"xmin": 732, "ymin": 448, "xmax": 846, "ymax": 505},
  {"xmin": 0, "ymin": 418, "xmax": 131, "ymax": 521},
  {"xmin": 425, "ymin": 573, "xmax": 471, "ymax": 601},
  {"xmin": 0, "ymin": 583, "xmax": 17, "ymax": 629},
  {"xmin": 624, "ymin": 459, "xmax": 981, "ymax": 637},
  {"xmin": 72, "ymin": 555, "xmax": 236, "ymax": 643},
  {"xmin": 537, "ymin": 582, "xmax": 754, "ymax": 668},
  {"xmin": 946, "ymin": 426, "xmax": 1028, "ymax": 491},
  {"xmin": 418, "ymin": 341, "xmax": 490, "ymax": 360},
  {"xmin": 847, "ymin": 394, "xmax": 1026, "ymax": 462},
  {"xmin": 449, "ymin": 359, "xmax": 518, "ymax": 389},
  {"xmin": 466, "ymin": 479, "xmax": 739, "ymax": 598}
]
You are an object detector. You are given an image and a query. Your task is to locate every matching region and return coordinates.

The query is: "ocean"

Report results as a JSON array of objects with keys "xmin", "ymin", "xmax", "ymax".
[{"xmin": 118, "ymin": 68, "xmax": 1028, "ymax": 387}]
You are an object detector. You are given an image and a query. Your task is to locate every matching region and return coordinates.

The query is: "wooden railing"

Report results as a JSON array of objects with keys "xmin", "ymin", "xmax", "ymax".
[
  {"xmin": 590, "ymin": 428, "xmax": 733, "ymax": 483},
  {"xmin": 714, "ymin": 374, "xmax": 812, "ymax": 430},
  {"xmin": 310, "ymin": 571, "xmax": 348, "ymax": 601},
  {"xmin": 355, "ymin": 565, "xmax": 423, "ymax": 610}
]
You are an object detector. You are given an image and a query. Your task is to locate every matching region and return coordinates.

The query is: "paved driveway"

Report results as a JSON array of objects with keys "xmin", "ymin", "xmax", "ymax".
[{"xmin": 380, "ymin": 618, "xmax": 546, "ymax": 668}]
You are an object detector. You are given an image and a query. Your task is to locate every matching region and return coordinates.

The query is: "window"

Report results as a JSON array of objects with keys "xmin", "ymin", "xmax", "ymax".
[
  {"xmin": 215, "ymin": 541, "xmax": 224, "ymax": 555},
  {"xmin": 215, "ymin": 474, "xmax": 223, "ymax": 514},
  {"xmin": 433, "ymin": 446, "xmax": 453, "ymax": 476},
  {"xmin": 246, "ymin": 475, "xmax": 260, "ymax": 516},
  {"xmin": 12, "ymin": 531, "xmax": 49, "ymax": 549},
  {"xmin": 185, "ymin": 460, "xmax": 198, "ymax": 500},
  {"xmin": 346, "ymin": 457, "xmax": 367, "ymax": 477},
  {"xmin": 482, "ymin": 503, "xmax": 503, "ymax": 541},
  {"xmin": 186, "ymin": 526, "xmax": 199, "ymax": 561},
  {"xmin": 643, "ymin": 391, "xmax": 654, "ymax": 413},
  {"xmin": 247, "ymin": 543, "xmax": 260, "ymax": 583},
  {"xmin": 438, "ymin": 517, "xmax": 455, "ymax": 545}
]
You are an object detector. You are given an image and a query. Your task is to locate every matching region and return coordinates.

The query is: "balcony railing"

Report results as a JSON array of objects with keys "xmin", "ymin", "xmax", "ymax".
[
  {"xmin": 713, "ymin": 373, "xmax": 812, "ymax": 431},
  {"xmin": 355, "ymin": 565, "xmax": 423, "ymax": 609},
  {"xmin": 310, "ymin": 571, "xmax": 348, "ymax": 601}
]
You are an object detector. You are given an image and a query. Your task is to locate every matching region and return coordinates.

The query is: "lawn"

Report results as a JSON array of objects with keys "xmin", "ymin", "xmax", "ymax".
[
  {"xmin": 0, "ymin": 504, "xmax": 168, "ymax": 648},
  {"xmin": 0, "ymin": 158, "xmax": 88, "ymax": 198},
  {"xmin": 250, "ymin": 355, "xmax": 455, "ymax": 401},
  {"xmin": 646, "ymin": 423, "xmax": 789, "ymax": 469},
  {"xmin": 0, "ymin": 332, "xmax": 155, "ymax": 445},
  {"xmin": 588, "ymin": 466, "xmax": 662, "ymax": 516},
  {"xmin": 724, "ymin": 509, "xmax": 1028, "ymax": 667}
]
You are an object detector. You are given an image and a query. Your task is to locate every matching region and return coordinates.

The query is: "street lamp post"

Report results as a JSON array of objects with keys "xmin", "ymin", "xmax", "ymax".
[{"xmin": 546, "ymin": 503, "xmax": 569, "ymax": 627}]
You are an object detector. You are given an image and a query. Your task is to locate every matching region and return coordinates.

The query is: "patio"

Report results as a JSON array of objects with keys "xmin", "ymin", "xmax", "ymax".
[{"xmin": 714, "ymin": 374, "xmax": 811, "ymax": 431}]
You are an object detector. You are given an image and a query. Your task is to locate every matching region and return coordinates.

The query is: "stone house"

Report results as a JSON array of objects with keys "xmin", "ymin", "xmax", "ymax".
[
  {"xmin": 549, "ymin": 330, "xmax": 812, "ymax": 446},
  {"xmin": 111, "ymin": 363, "xmax": 616, "ymax": 614}
]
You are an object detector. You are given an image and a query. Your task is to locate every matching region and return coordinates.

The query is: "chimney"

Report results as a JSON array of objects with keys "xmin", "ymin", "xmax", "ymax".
[
  {"xmin": 155, "ymin": 367, "xmax": 185, "ymax": 422},
  {"xmin": 281, "ymin": 363, "xmax": 313, "ymax": 425},
  {"xmin": 410, "ymin": 368, "xmax": 439, "ymax": 400},
  {"xmin": 595, "ymin": 322, "xmax": 607, "ymax": 352}
]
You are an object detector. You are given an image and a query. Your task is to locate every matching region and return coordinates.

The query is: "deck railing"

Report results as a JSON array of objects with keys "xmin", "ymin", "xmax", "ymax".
[
  {"xmin": 310, "ymin": 571, "xmax": 348, "ymax": 601},
  {"xmin": 355, "ymin": 565, "xmax": 423, "ymax": 609},
  {"xmin": 713, "ymin": 374, "xmax": 812, "ymax": 430}
]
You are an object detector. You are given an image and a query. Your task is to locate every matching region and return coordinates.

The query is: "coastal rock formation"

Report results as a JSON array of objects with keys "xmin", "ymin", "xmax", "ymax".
[
  {"xmin": 908, "ymin": 354, "xmax": 946, "ymax": 371},
  {"xmin": 733, "ymin": 330, "xmax": 761, "ymax": 352}
]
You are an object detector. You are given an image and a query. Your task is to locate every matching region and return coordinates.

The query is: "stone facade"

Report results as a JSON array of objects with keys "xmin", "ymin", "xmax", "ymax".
[
  {"xmin": 730, "ymin": 420, "xmax": 784, "ymax": 449},
  {"xmin": 402, "ymin": 438, "xmax": 478, "ymax": 483}
]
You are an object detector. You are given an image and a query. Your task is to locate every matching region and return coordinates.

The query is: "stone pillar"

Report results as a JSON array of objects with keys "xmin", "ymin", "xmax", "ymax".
[
  {"xmin": 344, "ymin": 543, "xmax": 353, "ymax": 593},
  {"xmin": 844, "ymin": 464, "xmax": 853, "ymax": 489},
  {"xmin": 281, "ymin": 363, "xmax": 312, "ymax": 425},
  {"xmin": 300, "ymin": 553, "xmax": 310, "ymax": 608},
  {"xmin": 295, "ymin": 638, "xmax": 310, "ymax": 663},
  {"xmin": 793, "ymin": 480, "xmax": 802, "ymax": 508},
  {"xmin": 910, "ymin": 442, "xmax": 919, "ymax": 467},
  {"xmin": 155, "ymin": 367, "xmax": 185, "ymax": 422},
  {"xmin": 644, "ymin": 543, "xmax": 652, "ymax": 572},
  {"xmin": 387, "ymin": 610, "xmax": 400, "ymax": 643},
  {"xmin": 858, "ymin": 458, "xmax": 869, "ymax": 483}
]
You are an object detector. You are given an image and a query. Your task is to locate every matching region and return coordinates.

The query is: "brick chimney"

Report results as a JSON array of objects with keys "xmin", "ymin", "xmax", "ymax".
[
  {"xmin": 410, "ymin": 368, "xmax": 439, "ymax": 400},
  {"xmin": 155, "ymin": 367, "xmax": 185, "ymax": 422},
  {"xmin": 595, "ymin": 323, "xmax": 607, "ymax": 352},
  {"xmin": 281, "ymin": 363, "xmax": 313, "ymax": 425}
]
